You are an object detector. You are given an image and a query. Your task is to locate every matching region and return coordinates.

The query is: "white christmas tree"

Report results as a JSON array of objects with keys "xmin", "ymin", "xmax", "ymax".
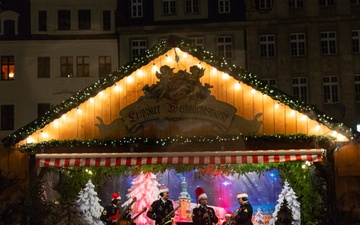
[
  {"xmin": 253, "ymin": 208, "xmax": 265, "ymax": 225},
  {"xmin": 73, "ymin": 179, "xmax": 104, "ymax": 225},
  {"xmin": 122, "ymin": 172, "xmax": 161, "ymax": 225},
  {"xmin": 272, "ymin": 181, "xmax": 301, "ymax": 225}
]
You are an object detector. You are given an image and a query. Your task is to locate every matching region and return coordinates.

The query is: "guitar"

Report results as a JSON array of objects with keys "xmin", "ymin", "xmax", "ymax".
[
  {"xmin": 119, "ymin": 207, "xmax": 147, "ymax": 225},
  {"xmin": 157, "ymin": 204, "xmax": 181, "ymax": 225}
]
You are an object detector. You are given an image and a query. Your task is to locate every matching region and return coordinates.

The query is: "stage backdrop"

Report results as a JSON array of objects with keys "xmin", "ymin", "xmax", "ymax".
[{"xmin": 101, "ymin": 168, "xmax": 282, "ymax": 216}]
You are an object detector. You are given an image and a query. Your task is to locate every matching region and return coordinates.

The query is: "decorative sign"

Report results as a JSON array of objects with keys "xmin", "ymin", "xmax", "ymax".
[{"xmin": 95, "ymin": 65, "xmax": 263, "ymax": 137}]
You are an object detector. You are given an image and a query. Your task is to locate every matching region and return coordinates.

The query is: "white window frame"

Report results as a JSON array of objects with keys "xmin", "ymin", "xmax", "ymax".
[
  {"xmin": 131, "ymin": 0, "xmax": 143, "ymax": 18},
  {"xmin": 185, "ymin": 0, "xmax": 200, "ymax": 13},
  {"xmin": 292, "ymin": 77, "xmax": 308, "ymax": 102},
  {"xmin": 321, "ymin": 31, "xmax": 337, "ymax": 55},
  {"xmin": 319, "ymin": 0, "xmax": 335, "ymax": 6},
  {"xmin": 289, "ymin": 0, "xmax": 304, "ymax": 8},
  {"xmin": 290, "ymin": 33, "xmax": 306, "ymax": 56},
  {"xmin": 352, "ymin": 30, "xmax": 360, "ymax": 53},
  {"xmin": 323, "ymin": 75, "xmax": 339, "ymax": 103},
  {"xmin": 189, "ymin": 37, "xmax": 204, "ymax": 47},
  {"xmin": 163, "ymin": 0, "xmax": 176, "ymax": 14},
  {"xmin": 355, "ymin": 74, "xmax": 360, "ymax": 102},
  {"xmin": 218, "ymin": 0, "xmax": 230, "ymax": 13},
  {"xmin": 259, "ymin": 35, "xmax": 276, "ymax": 58},
  {"xmin": 259, "ymin": 0, "xmax": 273, "ymax": 10},
  {"xmin": 131, "ymin": 39, "xmax": 147, "ymax": 60},
  {"xmin": 263, "ymin": 78, "xmax": 277, "ymax": 87},
  {"xmin": 217, "ymin": 36, "xmax": 233, "ymax": 58}
]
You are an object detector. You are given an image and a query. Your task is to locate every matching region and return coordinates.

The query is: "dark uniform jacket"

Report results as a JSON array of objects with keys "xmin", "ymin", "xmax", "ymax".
[
  {"xmin": 234, "ymin": 201, "xmax": 253, "ymax": 225},
  {"xmin": 100, "ymin": 204, "xmax": 120, "ymax": 225},
  {"xmin": 192, "ymin": 206, "xmax": 219, "ymax": 225},
  {"xmin": 223, "ymin": 221, "xmax": 236, "ymax": 225},
  {"xmin": 146, "ymin": 198, "xmax": 174, "ymax": 225}
]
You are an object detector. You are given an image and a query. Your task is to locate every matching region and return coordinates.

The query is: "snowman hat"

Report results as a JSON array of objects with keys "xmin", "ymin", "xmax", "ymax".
[
  {"xmin": 159, "ymin": 186, "xmax": 169, "ymax": 194},
  {"xmin": 237, "ymin": 192, "xmax": 248, "ymax": 199}
]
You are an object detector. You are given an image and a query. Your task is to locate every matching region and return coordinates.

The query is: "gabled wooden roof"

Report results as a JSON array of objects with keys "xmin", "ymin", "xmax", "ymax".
[{"xmin": 1, "ymin": 35, "xmax": 353, "ymax": 148}]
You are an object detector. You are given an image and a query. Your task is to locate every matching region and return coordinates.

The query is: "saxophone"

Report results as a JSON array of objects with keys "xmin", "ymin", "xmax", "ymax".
[
  {"xmin": 115, "ymin": 197, "xmax": 137, "ymax": 223},
  {"xmin": 157, "ymin": 204, "xmax": 181, "ymax": 225}
]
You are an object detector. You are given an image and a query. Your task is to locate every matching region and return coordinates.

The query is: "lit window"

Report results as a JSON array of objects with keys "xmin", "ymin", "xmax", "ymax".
[
  {"xmin": 323, "ymin": 75, "xmax": 339, "ymax": 103},
  {"xmin": 1, "ymin": 56, "xmax": 15, "ymax": 80}
]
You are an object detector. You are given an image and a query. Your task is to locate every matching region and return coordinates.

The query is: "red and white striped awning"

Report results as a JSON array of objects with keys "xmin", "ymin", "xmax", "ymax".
[{"xmin": 36, "ymin": 149, "xmax": 324, "ymax": 167}]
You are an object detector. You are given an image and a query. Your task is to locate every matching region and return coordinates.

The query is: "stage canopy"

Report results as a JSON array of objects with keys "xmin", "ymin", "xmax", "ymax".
[{"xmin": 36, "ymin": 149, "xmax": 324, "ymax": 167}]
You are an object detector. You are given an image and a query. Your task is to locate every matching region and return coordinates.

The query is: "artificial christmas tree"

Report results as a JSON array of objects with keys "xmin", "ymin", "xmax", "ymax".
[
  {"xmin": 254, "ymin": 208, "xmax": 265, "ymax": 225},
  {"xmin": 272, "ymin": 181, "xmax": 300, "ymax": 225},
  {"xmin": 275, "ymin": 199, "xmax": 293, "ymax": 225},
  {"xmin": 122, "ymin": 172, "xmax": 160, "ymax": 225},
  {"xmin": 73, "ymin": 180, "xmax": 104, "ymax": 225}
]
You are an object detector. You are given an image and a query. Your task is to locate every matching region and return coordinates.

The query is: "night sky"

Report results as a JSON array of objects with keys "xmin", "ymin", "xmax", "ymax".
[{"xmin": 102, "ymin": 168, "xmax": 282, "ymax": 215}]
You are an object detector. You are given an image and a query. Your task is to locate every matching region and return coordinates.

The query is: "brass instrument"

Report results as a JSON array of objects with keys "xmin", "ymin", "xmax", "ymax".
[
  {"xmin": 115, "ymin": 197, "xmax": 137, "ymax": 224},
  {"xmin": 119, "ymin": 207, "xmax": 147, "ymax": 225},
  {"xmin": 157, "ymin": 204, "xmax": 181, "ymax": 225}
]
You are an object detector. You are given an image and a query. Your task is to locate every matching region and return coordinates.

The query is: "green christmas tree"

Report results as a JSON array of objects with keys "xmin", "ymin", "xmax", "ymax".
[{"xmin": 275, "ymin": 199, "xmax": 293, "ymax": 225}]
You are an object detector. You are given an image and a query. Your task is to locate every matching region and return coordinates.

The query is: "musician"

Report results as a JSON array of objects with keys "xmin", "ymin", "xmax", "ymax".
[
  {"xmin": 147, "ymin": 186, "xmax": 174, "ymax": 225},
  {"xmin": 192, "ymin": 187, "xmax": 218, "ymax": 225},
  {"xmin": 100, "ymin": 193, "xmax": 122, "ymax": 225},
  {"xmin": 223, "ymin": 212, "xmax": 235, "ymax": 225},
  {"xmin": 232, "ymin": 193, "xmax": 253, "ymax": 225}
]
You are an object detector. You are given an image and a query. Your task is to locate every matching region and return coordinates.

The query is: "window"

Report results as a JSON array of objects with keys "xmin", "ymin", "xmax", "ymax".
[
  {"xmin": 290, "ymin": 33, "xmax": 306, "ymax": 56},
  {"xmin": 163, "ymin": 0, "xmax": 176, "ymax": 14},
  {"xmin": 78, "ymin": 10, "xmax": 91, "ymax": 30},
  {"xmin": 321, "ymin": 31, "xmax": 337, "ymax": 55},
  {"xmin": 352, "ymin": 30, "xmax": 360, "ymax": 53},
  {"xmin": 355, "ymin": 74, "xmax": 360, "ymax": 102},
  {"xmin": 99, "ymin": 56, "xmax": 112, "ymax": 78},
  {"xmin": 60, "ymin": 56, "xmax": 73, "ymax": 77},
  {"xmin": 262, "ymin": 78, "xmax": 277, "ymax": 87},
  {"xmin": 289, "ymin": 0, "xmax": 304, "ymax": 7},
  {"xmin": 259, "ymin": 0, "xmax": 273, "ymax": 10},
  {"xmin": 132, "ymin": 0, "xmax": 143, "ymax": 18},
  {"xmin": 259, "ymin": 35, "xmax": 276, "ymax": 57},
  {"xmin": 58, "ymin": 10, "xmax": 71, "ymax": 30},
  {"xmin": 319, "ymin": 0, "xmax": 335, "ymax": 6},
  {"xmin": 185, "ymin": 0, "xmax": 200, "ymax": 13},
  {"xmin": 1, "ymin": 56, "xmax": 15, "ymax": 80},
  {"xmin": 103, "ymin": 10, "xmax": 111, "ymax": 31},
  {"xmin": 218, "ymin": 0, "xmax": 230, "ymax": 13},
  {"xmin": 38, "ymin": 103, "xmax": 51, "ymax": 118},
  {"xmin": 131, "ymin": 39, "xmax": 147, "ymax": 60},
  {"xmin": 217, "ymin": 36, "xmax": 232, "ymax": 58},
  {"xmin": 39, "ymin": 11, "xmax": 47, "ymax": 31},
  {"xmin": 4, "ymin": 20, "xmax": 15, "ymax": 35},
  {"xmin": 189, "ymin": 37, "xmax": 204, "ymax": 47},
  {"xmin": 77, "ymin": 56, "xmax": 90, "ymax": 77},
  {"xmin": 38, "ymin": 57, "xmax": 50, "ymax": 78},
  {"xmin": 1, "ymin": 105, "xmax": 14, "ymax": 130},
  {"xmin": 292, "ymin": 77, "xmax": 308, "ymax": 102},
  {"xmin": 323, "ymin": 75, "xmax": 339, "ymax": 103}
]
